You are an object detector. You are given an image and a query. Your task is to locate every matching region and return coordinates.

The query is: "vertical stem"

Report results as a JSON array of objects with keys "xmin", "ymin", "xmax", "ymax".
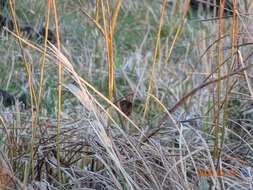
[
  {"xmin": 221, "ymin": 0, "xmax": 238, "ymax": 158},
  {"xmin": 100, "ymin": 0, "xmax": 122, "ymax": 127},
  {"xmin": 214, "ymin": 3, "xmax": 224, "ymax": 185},
  {"xmin": 100, "ymin": 0, "xmax": 112, "ymax": 107},
  {"xmin": 143, "ymin": 0, "xmax": 167, "ymax": 119},
  {"xmin": 52, "ymin": 0, "xmax": 62, "ymax": 182},
  {"xmin": 37, "ymin": 0, "xmax": 51, "ymax": 110},
  {"xmin": 95, "ymin": 0, "xmax": 99, "ymax": 22},
  {"xmin": 7, "ymin": 0, "xmax": 37, "ymax": 182}
]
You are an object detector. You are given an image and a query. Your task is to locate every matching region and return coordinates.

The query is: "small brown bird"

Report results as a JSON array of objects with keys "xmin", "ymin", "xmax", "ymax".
[{"xmin": 119, "ymin": 99, "xmax": 132, "ymax": 116}]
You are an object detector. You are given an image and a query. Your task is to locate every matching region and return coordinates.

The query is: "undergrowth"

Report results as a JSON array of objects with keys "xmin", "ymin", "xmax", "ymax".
[{"xmin": 0, "ymin": 0, "xmax": 253, "ymax": 190}]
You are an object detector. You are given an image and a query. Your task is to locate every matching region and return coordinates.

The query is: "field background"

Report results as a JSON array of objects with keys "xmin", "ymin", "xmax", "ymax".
[{"xmin": 0, "ymin": 0, "xmax": 253, "ymax": 189}]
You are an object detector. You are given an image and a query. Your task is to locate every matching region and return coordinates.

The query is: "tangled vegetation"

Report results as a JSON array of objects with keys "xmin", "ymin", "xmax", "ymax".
[{"xmin": 0, "ymin": 0, "xmax": 252, "ymax": 189}]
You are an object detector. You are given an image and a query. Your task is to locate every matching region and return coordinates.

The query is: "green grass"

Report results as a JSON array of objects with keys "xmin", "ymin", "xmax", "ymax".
[{"xmin": 0, "ymin": 1, "xmax": 252, "ymax": 190}]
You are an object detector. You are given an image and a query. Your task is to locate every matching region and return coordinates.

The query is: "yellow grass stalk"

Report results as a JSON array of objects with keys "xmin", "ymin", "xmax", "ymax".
[
  {"xmin": 221, "ymin": 0, "xmax": 239, "ymax": 173},
  {"xmin": 52, "ymin": 0, "xmax": 62, "ymax": 182},
  {"xmin": 143, "ymin": 0, "xmax": 167, "ymax": 119},
  {"xmin": 37, "ymin": 0, "xmax": 51, "ymax": 110},
  {"xmin": 213, "ymin": 2, "xmax": 224, "ymax": 183},
  {"xmin": 100, "ymin": 0, "xmax": 122, "ymax": 126},
  {"xmin": 78, "ymin": 2, "xmax": 121, "ymax": 121},
  {"xmin": 79, "ymin": 5, "xmax": 105, "ymax": 36},
  {"xmin": 95, "ymin": 0, "xmax": 99, "ymax": 22},
  {"xmin": 163, "ymin": 0, "xmax": 189, "ymax": 65},
  {"xmin": 7, "ymin": 0, "xmax": 38, "ymax": 182},
  {"xmin": 7, "ymin": 0, "xmax": 37, "ymax": 109}
]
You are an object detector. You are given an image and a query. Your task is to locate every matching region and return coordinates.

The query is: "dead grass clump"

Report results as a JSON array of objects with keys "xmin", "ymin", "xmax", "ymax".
[{"xmin": 0, "ymin": 0, "xmax": 253, "ymax": 189}]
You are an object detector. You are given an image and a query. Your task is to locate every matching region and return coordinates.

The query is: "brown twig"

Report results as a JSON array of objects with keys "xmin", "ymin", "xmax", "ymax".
[{"xmin": 141, "ymin": 64, "xmax": 253, "ymax": 144}]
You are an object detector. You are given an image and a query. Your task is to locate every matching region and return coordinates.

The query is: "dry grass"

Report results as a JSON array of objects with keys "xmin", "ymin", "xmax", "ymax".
[{"xmin": 0, "ymin": 0, "xmax": 253, "ymax": 189}]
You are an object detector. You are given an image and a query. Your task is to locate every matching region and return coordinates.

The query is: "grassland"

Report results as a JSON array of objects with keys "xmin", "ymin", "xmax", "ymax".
[{"xmin": 0, "ymin": 0, "xmax": 253, "ymax": 189}]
